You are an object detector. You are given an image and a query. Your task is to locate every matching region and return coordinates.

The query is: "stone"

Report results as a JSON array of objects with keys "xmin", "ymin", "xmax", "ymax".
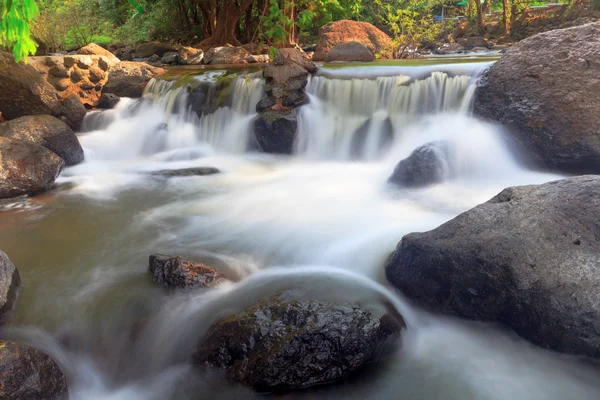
[
  {"xmin": 77, "ymin": 43, "xmax": 120, "ymax": 66},
  {"xmin": 0, "ymin": 340, "xmax": 68, "ymax": 400},
  {"xmin": 60, "ymin": 94, "xmax": 87, "ymax": 131},
  {"xmin": 277, "ymin": 48, "xmax": 317, "ymax": 74},
  {"xmin": 97, "ymin": 93, "xmax": 120, "ymax": 109},
  {"xmin": 473, "ymin": 23, "xmax": 600, "ymax": 174},
  {"xmin": 0, "ymin": 137, "xmax": 64, "ymax": 199},
  {"xmin": 149, "ymin": 254, "xmax": 226, "ymax": 289},
  {"xmin": 0, "ymin": 250, "xmax": 20, "ymax": 323},
  {"xmin": 147, "ymin": 54, "xmax": 160, "ymax": 63},
  {"xmin": 249, "ymin": 54, "xmax": 270, "ymax": 63},
  {"xmin": 161, "ymin": 51, "xmax": 179, "ymax": 65},
  {"xmin": 51, "ymin": 78, "xmax": 71, "ymax": 92},
  {"xmin": 385, "ymin": 175, "xmax": 600, "ymax": 359},
  {"xmin": 70, "ymin": 67, "xmax": 85, "ymax": 83},
  {"xmin": 49, "ymin": 65, "xmax": 70, "ymax": 78},
  {"xmin": 325, "ymin": 41, "xmax": 374, "ymax": 62},
  {"xmin": 76, "ymin": 56, "xmax": 94, "ymax": 69},
  {"xmin": 79, "ymin": 80, "xmax": 95, "ymax": 90},
  {"xmin": 0, "ymin": 51, "xmax": 62, "ymax": 120},
  {"xmin": 0, "ymin": 115, "xmax": 84, "ymax": 165},
  {"xmin": 388, "ymin": 141, "xmax": 452, "ymax": 187},
  {"xmin": 193, "ymin": 292, "xmax": 403, "ymax": 392},
  {"xmin": 253, "ymin": 109, "xmax": 298, "ymax": 154},
  {"xmin": 103, "ymin": 62, "xmax": 165, "ymax": 98},
  {"xmin": 204, "ymin": 46, "xmax": 254, "ymax": 65},
  {"xmin": 313, "ymin": 20, "xmax": 394, "ymax": 61},
  {"xmin": 178, "ymin": 46, "xmax": 204, "ymax": 65},
  {"xmin": 88, "ymin": 65, "xmax": 106, "ymax": 83},
  {"xmin": 464, "ymin": 36, "xmax": 490, "ymax": 49},
  {"xmin": 135, "ymin": 42, "xmax": 177, "ymax": 58},
  {"xmin": 150, "ymin": 167, "xmax": 220, "ymax": 177},
  {"xmin": 282, "ymin": 91, "xmax": 309, "ymax": 108},
  {"xmin": 256, "ymin": 97, "xmax": 277, "ymax": 113}
]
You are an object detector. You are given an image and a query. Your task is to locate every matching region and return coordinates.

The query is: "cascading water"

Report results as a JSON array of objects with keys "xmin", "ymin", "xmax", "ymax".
[{"xmin": 2, "ymin": 61, "xmax": 600, "ymax": 400}]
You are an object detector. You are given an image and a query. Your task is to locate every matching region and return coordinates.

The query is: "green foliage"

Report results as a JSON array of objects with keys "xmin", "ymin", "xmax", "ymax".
[
  {"xmin": 0, "ymin": 0, "xmax": 40, "ymax": 62},
  {"xmin": 263, "ymin": 0, "xmax": 294, "ymax": 45}
]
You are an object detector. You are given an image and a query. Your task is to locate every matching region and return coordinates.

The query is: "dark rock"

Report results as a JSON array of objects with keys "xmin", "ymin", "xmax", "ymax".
[
  {"xmin": 277, "ymin": 48, "xmax": 317, "ymax": 74},
  {"xmin": 0, "ymin": 51, "xmax": 62, "ymax": 120},
  {"xmin": 254, "ymin": 109, "xmax": 298, "ymax": 154},
  {"xmin": 0, "ymin": 250, "xmax": 20, "ymax": 323},
  {"xmin": 60, "ymin": 94, "xmax": 87, "ymax": 131},
  {"xmin": 0, "ymin": 115, "xmax": 84, "ymax": 165},
  {"xmin": 49, "ymin": 65, "xmax": 70, "ymax": 78},
  {"xmin": 135, "ymin": 42, "xmax": 177, "ymax": 58},
  {"xmin": 149, "ymin": 254, "xmax": 225, "ymax": 289},
  {"xmin": 385, "ymin": 175, "xmax": 600, "ymax": 359},
  {"xmin": 178, "ymin": 46, "xmax": 204, "ymax": 65},
  {"xmin": 103, "ymin": 62, "xmax": 165, "ymax": 98},
  {"xmin": 161, "ymin": 52, "xmax": 179, "ymax": 65},
  {"xmin": 97, "ymin": 93, "xmax": 120, "ymax": 109},
  {"xmin": 193, "ymin": 292, "xmax": 403, "ymax": 392},
  {"xmin": 256, "ymin": 97, "xmax": 277, "ymax": 113},
  {"xmin": 282, "ymin": 91, "xmax": 309, "ymax": 108},
  {"xmin": 464, "ymin": 36, "xmax": 490, "ymax": 49},
  {"xmin": 474, "ymin": 23, "xmax": 600, "ymax": 174},
  {"xmin": 0, "ymin": 340, "xmax": 68, "ymax": 400},
  {"xmin": 313, "ymin": 20, "xmax": 393, "ymax": 61},
  {"xmin": 147, "ymin": 54, "xmax": 160, "ymax": 63},
  {"xmin": 388, "ymin": 141, "xmax": 451, "ymax": 187},
  {"xmin": 88, "ymin": 65, "xmax": 106, "ymax": 83},
  {"xmin": 0, "ymin": 137, "xmax": 64, "ymax": 199},
  {"xmin": 150, "ymin": 167, "xmax": 220, "ymax": 177},
  {"xmin": 325, "ymin": 41, "xmax": 374, "ymax": 62}
]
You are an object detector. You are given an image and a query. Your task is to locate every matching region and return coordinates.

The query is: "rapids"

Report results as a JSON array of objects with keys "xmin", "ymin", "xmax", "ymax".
[{"xmin": 1, "ymin": 61, "xmax": 599, "ymax": 400}]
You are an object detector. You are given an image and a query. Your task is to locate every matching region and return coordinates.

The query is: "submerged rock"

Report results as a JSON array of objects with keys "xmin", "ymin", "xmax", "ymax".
[
  {"xmin": 474, "ymin": 23, "xmax": 600, "ymax": 174},
  {"xmin": 193, "ymin": 293, "xmax": 403, "ymax": 392},
  {"xmin": 150, "ymin": 167, "xmax": 220, "ymax": 177},
  {"xmin": 0, "ymin": 340, "xmax": 68, "ymax": 400},
  {"xmin": 385, "ymin": 175, "xmax": 600, "ymax": 359},
  {"xmin": 0, "ymin": 137, "xmax": 64, "ymax": 199},
  {"xmin": 0, "ymin": 250, "xmax": 20, "ymax": 323},
  {"xmin": 0, "ymin": 115, "xmax": 84, "ymax": 166},
  {"xmin": 253, "ymin": 108, "xmax": 298, "ymax": 154},
  {"xmin": 325, "ymin": 41, "xmax": 374, "ymax": 62},
  {"xmin": 388, "ymin": 141, "xmax": 451, "ymax": 187},
  {"xmin": 149, "ymin": 254, "xmax": 226, "ymax": 289}
]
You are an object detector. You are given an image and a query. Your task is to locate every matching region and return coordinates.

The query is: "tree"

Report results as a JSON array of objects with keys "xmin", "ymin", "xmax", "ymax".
[
  {"xmin": 0, "ymin": 0, "xmax": 40, "ymax": 61},
  {"xmin": 196, "ymin": 0, "xmax": 256, "ymax": 48}
]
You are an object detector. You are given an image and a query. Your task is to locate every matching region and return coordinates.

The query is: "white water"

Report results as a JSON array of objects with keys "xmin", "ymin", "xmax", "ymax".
[{"xmin": 7, "ymin": 62, "xmax": 600, "ymax": 399}]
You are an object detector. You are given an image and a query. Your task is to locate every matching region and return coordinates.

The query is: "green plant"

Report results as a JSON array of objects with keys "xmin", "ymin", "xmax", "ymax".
[{"xmin": 0, "ymin": 0, "xmax": 40, "ymax": 62}]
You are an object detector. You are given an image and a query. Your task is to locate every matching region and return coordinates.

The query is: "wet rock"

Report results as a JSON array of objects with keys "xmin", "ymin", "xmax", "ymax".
[
  {"xmin": 385, "ymin": 175, "xmax": 600, "ymax": 359},
  {"xmin": 147, "ymin": 54, "xmax": 160, "ymax": 63},
  {"xmin": 149, "ymin": 254, "xmax": 225, "ymax": 289},
  {"xmin": 282, "ymin": 91, "xmax": 309, "ymax": 108},
  {"xmin": 135, "ymin": 42, "xmax": 177, "ymax": 58},
  {"xmin": 0, "ymin": 115, "xmax": 84, "ymax": 165},
  {"xmin": 161, "ymin": 51, "xmax": 179, "ymax": 65},
  {"xmin": 254, "ymin": 108, "xmax": 298, "ymax": 154},
  {"xmin": 325, "ymin": 41, "xmax": 374, "ymax": 62},
  {"xmin": 193, "ymin": 292, "xmax": 403, "ymax": 392},
  {"xmin": 388, "ymin": 141, "xmax": 452, "ymax": 187},
  {"xmin": 150, "ymin": 167, "xmax": 220, "ymax": 177},
  {"xmin": 277, "ymin": 48, "xmax": 317, "ymax": 74},
  {"xmin": 204, "ymin": 46, "xmax": 254, "ymax": 65},
  {"xmin": 0, "ymin": 51, "xmax": 62, "ymax": 120},
  {"xmin": 313, "ymin": 20, "xmax": 394, "ymax": 61},
  {"xmin": 103, "ymin": 62, "xmax": 165, "ymax": 98},
  {"xmin": 60, "ymin": 94, "xmax": 87, "ymax": 131},
  {"xmin": 0, "ymin": 340, "xmax": 68, "ymax": 400},
  {"xmin": 0, "ymin": 250, "xmax": 20, "ymax": 323},
  {"xmin": 97, "ymin": 93, "xmax": 120, "ymax": 109},
  {"xmin": 77, "ymin": 43, "xmax": 120, "ymax": 66},
  {"xmin": 474, "ymin": 23, "xmax": 600, "ymax": 174},
  {"xmin": 178, "ymin": 46, "xmax": 204, "ymax": 65},
  {"xmin": 0, "ymin": 137, "xmax": 64, "ymax": 199},
  {"xmin": 433, "ymin": 43, "xmax": 465, "ymax": 55}
]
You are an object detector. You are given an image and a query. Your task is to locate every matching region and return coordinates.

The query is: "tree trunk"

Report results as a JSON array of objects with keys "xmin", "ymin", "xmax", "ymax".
[
  {"xmin": 476, "ymin": 0, "xmax": 484, "ymax": 31},
  {"xmin": 197, "ymin": 0, "xmax": 255, "ymax": 48},
  {"xmin": 503, "ymin": 0, "xmax": 510, "ymax": 34}
]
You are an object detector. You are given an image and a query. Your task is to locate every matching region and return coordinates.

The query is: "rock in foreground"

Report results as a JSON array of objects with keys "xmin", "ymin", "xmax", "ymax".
[
  {"xmin": 313, "ymin": 20, "xmax": 393, "ymax": 61},
  {"xmin": 0, "ymin": 138, "xmax": 64, "ymax": 199},
  {"xmin": 386, "ymin": 175, "xmax": 600, "ymax": 359},
  {"xmin": 194, "ymin": 293, "xmax": 403, "ymax": 392},
  {"xmin": 0, "ymin": 340, "xmax": 68, "ymax": 400},
  {"xmin": 474, "ymin": 23, "xmax": 600, "ymax": 174},
  {"xmin": 0, "ymin": 250, "xmax": 20, "ymax": 322},
  {"xmin": 149, "ymin": 254, "xmax": 225, "ymax": 289},
  {"xmin": 0, "ymin": 115, "xmax": 84, "ymax": 166}
]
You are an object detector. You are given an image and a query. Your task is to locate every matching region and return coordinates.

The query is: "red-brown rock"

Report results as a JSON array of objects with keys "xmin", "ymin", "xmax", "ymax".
[{"xmin": 313, "ymin": 20, "xmax": 393, "ymax": 61}]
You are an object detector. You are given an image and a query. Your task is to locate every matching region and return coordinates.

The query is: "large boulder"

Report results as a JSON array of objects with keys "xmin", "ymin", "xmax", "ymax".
[
  {"xmin": 135, "ymin": 41, "xmax": 177, "ymax": 58},
  {"xmin": 178, "ymin": 46, "xmax": 204, "ymax": 65},
  {"xmin": 253, "ymin": 108, "xmax": 298, "ymax": 154},
  {"xmin": 77, "ymin": 43, "xmax": 120, "ymax": 66},
  {"xmin": 103, "ymin": 62, "xmax": 165, "ymax": 98},
  {"xmin": 325, "ymin": 41, "xmax": 374, "ymax": 62},
  {"xmin": 59, "ymin": 94, "xmax": 87, "ymax": 130},
  {"xmin": 0, "ymin": 51, "xmax": 62, "ymax": 120},
  {"xmin": 385, "ymin": 175, "xmax": 600, "ymax": 359},
  {"xmin": 388, "ymin": 141, "xmax": 452, "ymax": 187},
  {"xmin": 0, "ymin": 340, "xmax": 68, "ymax": 400},
  {"xmin": 149, "ymin": 254, "xmax": 226, "ymax": 289},
  {"xmin": 0, "ymin": 115, "xmax": 84, "ymax": 166},
  {"xmin": 193, "ymin": 292, "xmax": 403, "ymax": 392},
  {"xmin": 0, "ymin": 250, "xmax": 20, "ymax": 323},
  {"xmin": 0, "ymin": 137, "xmax": 64, "ymax": 199},
  {"xmin": 204, "ymin": 46, "xmax": 254, "ymax": 65},
  {"xmin": 474, "ymin": 23, "xmax": 600, "ymax": 174},
  {"xmin": 313, "ymin": 20, "xmax": 393, "ymax": 61}
]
